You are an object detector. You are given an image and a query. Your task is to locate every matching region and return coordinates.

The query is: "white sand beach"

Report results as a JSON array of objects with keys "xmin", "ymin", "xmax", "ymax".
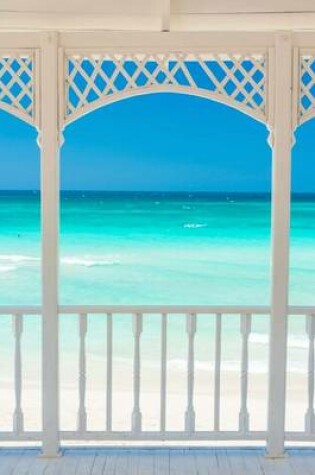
[{"xmin": 0, "ymin": 359, "xmax": 308, "ymax": 437}]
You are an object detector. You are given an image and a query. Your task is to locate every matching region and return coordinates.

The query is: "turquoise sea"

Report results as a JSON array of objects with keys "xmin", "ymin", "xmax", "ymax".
[
  {"xmin": 0, "ymin": 191, "xmax": 314, "ymax": 431},
  {"xmin": 0, "ymin": 191, "xmax": 314, "ymax": 307},
  {"xmin": 0, "ymin": 191, "xmax": 313, "ymax": 379}
]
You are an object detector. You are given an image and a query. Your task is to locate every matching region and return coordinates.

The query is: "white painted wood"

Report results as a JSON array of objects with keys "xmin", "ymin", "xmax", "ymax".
[
  {"xmin": 59, "ymin": 305, "xmax": 270, "ymax": 315},
  {"xmin": 58, "ymin": 429, "xmax": 267, "ymax": 441},
  {"xmin": 0, "ymin": 51, "xmax": 36, "ymax": 126},
  {"xmin": 0, "ymin": 306, "xmax": 41, "ymax": 314},
  {"xmin": 0, "ymin": 448, "xmax": 314, "ymax": 475},
  {"xmin": 40, "ymin": 31, "xmax": 60, "ymax": 457},
  {"xmin": 160, "ymin": 313, "xmax": 167, "ymax": 433},
  {"xmin": 1, "ymin": 22, "xmax": 315, "ymax": 450},
  {"xmin": 12, "ymin": 314, "xmax": 24, "ymax": 434},
  {"xmin": 214, "ymin": 313, "xmax": 222, "ymax": 431},
  {"xmin": 132, "ymin": 313, "xmax": 143, "ymax": 432},
  {"xmin": 3, "ymin": 10, "xmax": 315, "ymax": 33},
  {"xmin": 2, "ymin": 305, "xmax": 315, "ymax": 444},
  {"xmin": 267, "ymin": 32, "xmax": 293, "ymax": 458},
  {"xmin": 185, "ymin": 313, "xmax": 196, "ymax": 432},
  {"xmin": 172, "ymin": 12, "xmax": 315, "ymax": 32},
  {"xmin": 0, "ymin": 28, "xmax": 308, "ymax": 53},
  {"xmin": 0, "ymin": 0, "xmax": 159, "ymax": 15},
  {"xmin": 305, "ymin": 315, "xmax": 315, "ymax": 433},
  {"xmin": 161, "ymin": 0, "xmax": 170, "ymax": 31},
  {"xmin": 78, "ymin": 313, "xmax": 87, "ymax": 433},
  {"xmin": 239, "ymin": 313, "xmax": 251, "ymax": 434},
  {"xmin": 63, "ymin": 49, "xmax": 266, "ymax": 127},
  {"xmin": 174, "ymin": 0, "xmax": 315, "ymax": 14},
  {"xmin": 154, "ymin": 449, "xmax": 169, "ymax": 475},
  {"xmin": 106, "ymin": 313, "xmax": 113, "ymax": 432},
  {"xmin": 59, "ymin": 31, "xmax": 275, "ymax": 49}
]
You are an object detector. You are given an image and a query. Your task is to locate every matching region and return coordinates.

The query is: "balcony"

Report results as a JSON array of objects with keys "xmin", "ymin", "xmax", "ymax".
[
  {"xmin": 1, "ymin": 305, "xmax": 315, "ymax": 440},
  {"xmin": 1, "ymin": 2, "xmax": 315, "ymax": 472}
]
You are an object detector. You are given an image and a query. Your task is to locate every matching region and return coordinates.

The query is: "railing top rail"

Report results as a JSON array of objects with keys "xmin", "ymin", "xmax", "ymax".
[
  {"xmin": 288, "ymin": 306, "xmax": 315, "ymax": 315},
  {"xmin": 0, "ymin": 306, "xmax": 41, "ymax": 315},
  {"xmin": 58, "ymin": 305, "xmax": 271, "ymax": 315},
  {"xmin": 0, "ymin": 304, "xmax": 314, "ymax": 317}
]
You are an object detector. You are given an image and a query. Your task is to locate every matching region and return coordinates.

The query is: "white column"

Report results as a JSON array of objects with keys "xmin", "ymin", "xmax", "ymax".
[
  {"xmin": 267, "ymin": 32, "xmax": 293, "ymax": 458},
  {"xmin": 40, "ymin": 31, "xmax": 60, "ymax": 457},
  {"xmin": 305, "ymin": 315, "xmax": 315, "ymax": 433}
]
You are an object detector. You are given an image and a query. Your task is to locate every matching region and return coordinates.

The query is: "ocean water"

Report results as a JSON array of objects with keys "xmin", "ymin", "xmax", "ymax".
[
  {"xmin": 0, "ymin": 191, "xmax": 314, "ymax": 374},
  {"xmin": 0, "ymin": 191, "xmax": 314, "ymax": 306}
]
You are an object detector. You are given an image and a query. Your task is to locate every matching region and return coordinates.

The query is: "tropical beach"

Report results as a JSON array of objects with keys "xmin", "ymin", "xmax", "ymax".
[
  {"xmin": 2, "ymin": 5, "xmax": 315, "ymax": 469},
  {"xmin": 0, "ymin": 191, "xmax": 313, "ymax": 434}
]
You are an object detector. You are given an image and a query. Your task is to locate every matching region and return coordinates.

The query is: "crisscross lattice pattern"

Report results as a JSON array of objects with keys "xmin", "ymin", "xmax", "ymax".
[
  {"xmin": 65, "ymin": 52, "xmax": 267, "ymax": 124},
  {"xmin": 0, "ymin": 53, "xmax": 35, "ymax": 125},
  {"xmin": 299, "ymin": 54, "xmax": 315, "ymax": 124}
]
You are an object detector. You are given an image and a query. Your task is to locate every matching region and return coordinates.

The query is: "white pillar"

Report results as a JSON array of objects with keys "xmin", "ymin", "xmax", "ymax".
[
  {"xmin": 267, "ymin": 32, "xmax": 293, "ymax": 458},
  {"xmin": 40, "ymin": 31, "xmax": 60, "ymax": 457}
]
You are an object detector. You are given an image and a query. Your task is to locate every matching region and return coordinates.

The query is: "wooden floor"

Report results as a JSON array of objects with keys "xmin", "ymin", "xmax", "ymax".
[{"xmin": 0, "ymin": 447, "xmax": 314, "ymax": 474}]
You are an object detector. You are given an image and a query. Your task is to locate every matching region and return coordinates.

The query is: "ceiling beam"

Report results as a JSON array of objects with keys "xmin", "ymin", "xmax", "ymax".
[{"xmin": 161, "ymin": 0, "xmax": 170, "ymax": 32}]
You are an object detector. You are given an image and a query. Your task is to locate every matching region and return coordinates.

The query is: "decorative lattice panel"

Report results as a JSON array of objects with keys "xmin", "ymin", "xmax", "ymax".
[
  {"xmin": 0, "ymin": 53, "xmax": 35, "ymax": 125},
  {"xmin": 299, "ymin": 53, "xmax": 315, "ymax": 124},
  {"xmin": 64, "ymin": 52, "xmax": 267, "ymax": 124}
]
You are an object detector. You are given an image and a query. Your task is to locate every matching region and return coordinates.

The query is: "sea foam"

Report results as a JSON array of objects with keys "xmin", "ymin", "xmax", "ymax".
[
  {"xmin": 61, "ymin": 256, "xmax": 120, "ymax": 267},
  {"xmin": 0, "ymin": 254, "xmax": 39, "ymax": 263},
  {"xmin": 0, "ymin": 265, "xmax": 17, "ymax": 273},
  {"xmin": 184, "ymin": 223, "xmax": 208, "ymax": 229}
]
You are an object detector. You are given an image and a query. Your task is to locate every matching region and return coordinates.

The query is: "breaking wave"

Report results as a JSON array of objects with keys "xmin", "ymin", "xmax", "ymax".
[
  {"xmin": 61, "ymin": 256, "xmax": 120, "ymax": 267},
  {"xmin": 184, "ymin": 223, "xmax": 208, "ymax": 229}
]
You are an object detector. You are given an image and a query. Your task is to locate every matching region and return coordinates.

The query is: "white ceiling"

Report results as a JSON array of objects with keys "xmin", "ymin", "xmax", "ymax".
[
  {"xmin": 1, "ymin": 0, "xmax": 315, "ymax": 31},
  {"xmin": 174, "ymin": 0, "xmax": 315, "ymax": 14},
  {"xmin": 0, "ymin": 0, "xmax": 159, "ymax": 15}
]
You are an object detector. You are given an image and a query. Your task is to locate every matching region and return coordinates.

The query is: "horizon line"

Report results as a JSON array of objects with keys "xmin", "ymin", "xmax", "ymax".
[{"xmin": 0, "ymin": 189, "xmax": 315, "ymax": 195}]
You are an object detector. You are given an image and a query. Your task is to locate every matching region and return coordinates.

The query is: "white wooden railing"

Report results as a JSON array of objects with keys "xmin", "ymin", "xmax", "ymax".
[
  {"xmin": 0, "ymin": 305, "xmax": 315, "ymax": 445},
  {"xmin": 58, "ymin": 305, "xmax": 268, "ymax": 441}
]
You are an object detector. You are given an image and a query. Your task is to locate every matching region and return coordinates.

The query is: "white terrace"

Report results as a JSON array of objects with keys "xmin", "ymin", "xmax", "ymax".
[{"xmin": 1, "ymin": 0, "xmax": 315, "ymax": 473}]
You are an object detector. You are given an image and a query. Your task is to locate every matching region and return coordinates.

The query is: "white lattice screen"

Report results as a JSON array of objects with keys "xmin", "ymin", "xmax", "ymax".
[
  {"xmin": 0, "ymin": 53, "xmax": 36, "ymax": 125},
  {"xmin": 299, "ymin": 53, "xmax": 315, "ymax": 125},
  {"xmin": 64, "ymin": 52, "xmax": 267, "ymax": 124}
]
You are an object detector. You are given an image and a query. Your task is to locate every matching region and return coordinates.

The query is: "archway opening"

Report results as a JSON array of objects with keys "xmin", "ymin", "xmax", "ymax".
[
  {"xmin": 61, "ymin": 93, "xmax": 271, "ymax": 306},
  {"xmin": 0, "ymin": 110, "xmax": 41, "ymax": 432},
  {"xmin": 286, "ymin": 119, "xmax": 315, "ymax": 432},
  {"xmin": 59, "ymin": 93, "xmax": 272, "ymax": 434}
]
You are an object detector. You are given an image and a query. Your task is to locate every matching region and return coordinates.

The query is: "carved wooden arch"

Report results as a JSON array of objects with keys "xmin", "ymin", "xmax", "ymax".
[
  {"xmin": 297, "ymin": 50, "xmax": 315, "ymax": 128},
  {"xmin": 62, "ymin": 50, "xmax": 269, "ymax": 128},
  {"xmin": 0, "ymin": 50, "xmax": 38, "ymax": 127}
]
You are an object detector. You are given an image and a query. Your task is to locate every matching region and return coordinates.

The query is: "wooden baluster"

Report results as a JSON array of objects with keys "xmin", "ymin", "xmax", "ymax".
[
  {"xmin": 239, "ymin": 313, "xmax": 251, "ymax": 433},
  {"xmin": 160, "ymin": 313, "xmax": 167, "ymax": 433},
  {"xmin": 106, "ymin": 313, "xmax": 113, "ymax": 432},
  {"xmin": 305, "ymin": 315, "xmax": 315, "ymax": 433},
  {"xmin": 132, "ymin": 313, "xmax": 143, "ymax": 432},
  {"xmin": 13, "ymin": 314, "xmax": 24, "ymax": 434},
  {"xmin": 78, "ymin": 313, "xmax": 87, "ymax": 433},
  {"xmin": 214, "ymin": 313, "xmax": 222, "ymax": 431},
  {"xmin": 185, "ymin": 313, "xmax": 197, "ymax": 432}
]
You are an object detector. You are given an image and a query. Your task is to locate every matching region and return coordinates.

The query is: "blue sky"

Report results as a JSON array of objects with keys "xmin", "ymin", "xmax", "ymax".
[{"xmin": 0, "ymin": 92, "xmax": 314, "ymax": 192}]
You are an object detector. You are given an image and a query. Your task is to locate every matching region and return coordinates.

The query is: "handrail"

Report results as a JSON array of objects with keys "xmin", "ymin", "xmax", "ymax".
[
  {"xmin": 0, "ymin": 305, "xmax": 313, "ymax": 316},
  {"xmin": 0, "ymin": 304, "xmax": 315, "ymax": 316},
  {"xmin": 0, "ymin": 304, "xmax": 315, "ymax": 446},
  {"xmin": 58, "ymin": 305, "xmax": 271, "ymax": 315},
  {"xmin": 0, "ymin": 306, "xmax": 41, "ymax": 315}
]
